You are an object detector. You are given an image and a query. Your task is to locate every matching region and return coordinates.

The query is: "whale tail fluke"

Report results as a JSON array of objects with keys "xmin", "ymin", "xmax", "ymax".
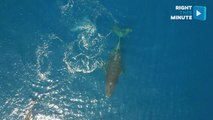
[{"xmin": 112, "ymin": 25, "xmax": 132, "ymax": 38}]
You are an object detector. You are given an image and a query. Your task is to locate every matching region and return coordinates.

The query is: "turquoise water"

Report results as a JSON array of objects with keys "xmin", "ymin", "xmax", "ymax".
[{"xmin": 0, "ymin": 0, "xmax": 213, "ymax": 120}]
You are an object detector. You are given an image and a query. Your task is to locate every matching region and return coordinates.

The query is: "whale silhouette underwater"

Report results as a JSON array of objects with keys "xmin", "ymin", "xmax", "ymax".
[
  {"xmin": 105, "ymin": 26, "xmax": 132, "ymax": 97},
  {"xmin": 24, "ymin": 100, "xmax": 37, "ymax": 120}
]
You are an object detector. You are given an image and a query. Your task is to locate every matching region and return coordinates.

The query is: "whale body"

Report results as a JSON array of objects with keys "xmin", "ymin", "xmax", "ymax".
[
  {"xmin": 105, "ymin": 26, "xmax": 132, "ymax": 97},
  {"xmin": 25, "ymin": 100, "xmax": 37, "ymax": 120},
  {"xmin": 106, "ymin": 39, "xmax": 122, "ymax": 97}
]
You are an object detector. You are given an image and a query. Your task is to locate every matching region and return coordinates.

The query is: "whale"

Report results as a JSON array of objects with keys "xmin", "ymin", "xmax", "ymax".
[
  {"xmin": 105, "ymin": 26, "xmax": 132, "ymax": 97},
  {"xmin": 25, "ymin": 100, "xmax": 37, "ymax": 120}
]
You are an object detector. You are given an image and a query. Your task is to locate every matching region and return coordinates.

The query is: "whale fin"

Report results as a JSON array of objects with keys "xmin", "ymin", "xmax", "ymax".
[{"xmin": 112, "ymin": 25, "xmax": 132, "ymax": 38}]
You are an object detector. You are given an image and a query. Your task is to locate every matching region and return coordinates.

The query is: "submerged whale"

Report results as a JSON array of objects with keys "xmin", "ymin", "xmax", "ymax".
[
  {"xmin": 25, "ymin": 100, "xmax": 37, "ymax": 120},
  {"xmin": 105, "ymin": 26, "xmax": 132, "ymax": 97}
]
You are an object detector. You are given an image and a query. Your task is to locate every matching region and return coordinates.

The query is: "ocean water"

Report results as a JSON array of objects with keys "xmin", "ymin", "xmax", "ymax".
[{"xmin": 0, "ymin": 0, "xmax": 213, "ymax": 120}]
